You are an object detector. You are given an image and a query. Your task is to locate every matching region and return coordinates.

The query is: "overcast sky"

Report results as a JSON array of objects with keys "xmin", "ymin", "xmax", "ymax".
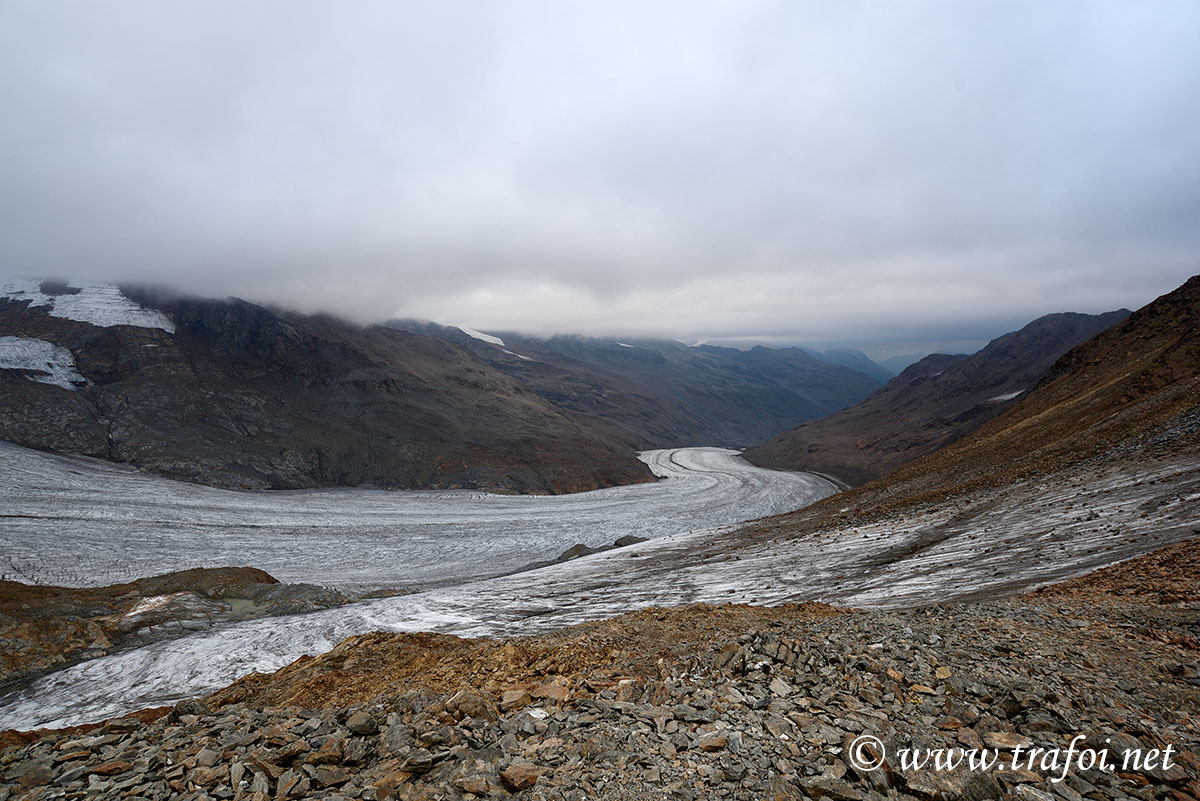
[{"xmin": 1, "ymin": 1, "xmax": 1197, "ymax": 357}]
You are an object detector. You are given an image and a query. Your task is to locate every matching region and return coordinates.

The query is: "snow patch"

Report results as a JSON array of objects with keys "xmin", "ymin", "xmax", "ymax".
[
  {"xmin": 457, "ymin": 326, "xmax": 505, "ymax": 347},
  {"xmin": 989, "ymin": 390, "xmax": 1025, "ymax": 402},
  {"xmin": 617, "ymin": 342, "xmax": 635, "ymax": 348},
  {"xmin": 502, "ymin": 349, "xmax": 533, "ymax": 361},
  {"xmin": 0, "ymin": 279, "xmax": 175, "ymax": 333},
  {"xmin": 0, "ymin": 336, "xmax": 86, "ymax": 390}
]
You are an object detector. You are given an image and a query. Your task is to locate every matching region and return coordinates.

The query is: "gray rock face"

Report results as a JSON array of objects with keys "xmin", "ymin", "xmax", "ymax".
[{"xmin": 0, "ymin": 285, "xmax": 651, "ymax": 494}]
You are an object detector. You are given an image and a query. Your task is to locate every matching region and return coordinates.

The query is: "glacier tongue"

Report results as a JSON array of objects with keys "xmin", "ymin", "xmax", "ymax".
[{"xmin": 0, "ymin": 444, "xmax": 836, "ymax": 592}]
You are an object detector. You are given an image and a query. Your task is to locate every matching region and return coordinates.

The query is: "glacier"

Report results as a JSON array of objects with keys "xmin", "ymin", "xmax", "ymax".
[
  {"xmin": 0, "ymin": 279, "xmax": 176, "ymax": 332},
  {"xmin": 1, "ymin": 441, "xmax": 1196, "ymax": 731},
  {"xmin": 0, "ymin": 443, "xmax": 835, "ymax": 592}
]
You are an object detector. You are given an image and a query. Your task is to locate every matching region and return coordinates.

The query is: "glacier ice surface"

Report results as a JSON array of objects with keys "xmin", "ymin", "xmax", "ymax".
[
  {"xmin": 457, "ymin": 326, "xmax": 505, "ymax": 347},
  {"xmin": 0, "ymin": 336, "xmax": 86, "ymax": 390}
]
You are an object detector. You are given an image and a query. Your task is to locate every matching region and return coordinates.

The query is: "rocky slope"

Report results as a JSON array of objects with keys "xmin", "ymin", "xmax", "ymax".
[
  {"xmin": 388, "ymin": 324, "xmax": 883, "ymax": 448},
  {"xmin": 745, "ymin": 309, "xmax": 1131, "ymax": 485},
  {"xmin": 827, "ymin": 277, "xmax": 1198, "ymax": 512},
  {"xmin": 0, "ymin": 281, "xmax": 650, "ymax": 493},
  {"xmin": 2, "ymin": 540, "xmax": 1197, "ymax": 800}
]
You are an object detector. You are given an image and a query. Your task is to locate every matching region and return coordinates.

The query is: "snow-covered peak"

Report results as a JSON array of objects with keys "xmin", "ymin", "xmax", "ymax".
[
  {"xmin": 457, "ymin": 326, "xmax": 504, "ymax": 347},
  {"xmin": 1, "ymin": 279, "xmax": 175, "ymax": 333},
  {"xmin": 0, "ymin": 336, "xmax": 87, "ymax": 390}
]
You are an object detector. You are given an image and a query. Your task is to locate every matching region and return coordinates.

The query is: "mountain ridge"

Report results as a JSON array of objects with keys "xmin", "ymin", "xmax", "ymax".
[
  {"xmin": 757, "ymin": 276, "xmax": 1198, "ymax": 527},
  {"xmin": 0, "ymin": 283, "xmax": 651, "ymax": 493},
  {"xmin": 386, "ymin": 323, "xmax": 884, "ymax": 449},
  {"xmin": 743, "ymin": 308, "xmax": 1133, "ymax": 485}
]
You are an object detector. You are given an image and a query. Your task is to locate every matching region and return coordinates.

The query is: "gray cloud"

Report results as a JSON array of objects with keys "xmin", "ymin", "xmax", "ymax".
[{"xmin": 1, "ymin": 1, "xmax": 1197, "ymax": 354}]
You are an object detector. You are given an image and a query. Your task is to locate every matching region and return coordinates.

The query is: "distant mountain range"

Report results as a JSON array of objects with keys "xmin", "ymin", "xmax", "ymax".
[
  {"xmin": 0, "ymin": 280, "xmax": 883, "ymax": 492},
  {"xmin": 744, "ymin": 308, "xmax": 1132, "ymax": 485},
  {"xmin": 878, "ymin": 352, "xmax": 926, "ymax": 374},
  {"xmin": 390, "ymin": 323, "xmax": 884, "ymax": 448},
  {"xmin": 801, "ymin": 347, "xmax": 896, "ymax": 384},
  {"xmin": 5, "ymin": 275, "xmax": 1176, "ymax": 495}
]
